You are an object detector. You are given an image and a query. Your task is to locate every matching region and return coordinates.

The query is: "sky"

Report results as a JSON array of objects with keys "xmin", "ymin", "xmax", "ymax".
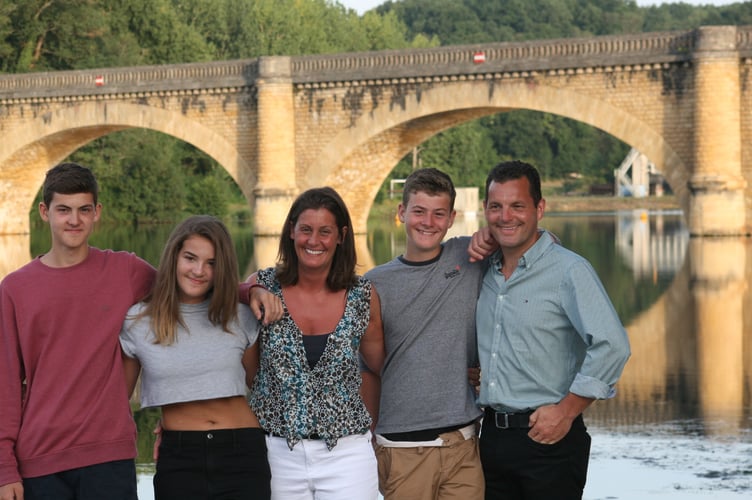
[{"xmin": 339, "ymin": 0, "xmax": 741, "ymax": 15}]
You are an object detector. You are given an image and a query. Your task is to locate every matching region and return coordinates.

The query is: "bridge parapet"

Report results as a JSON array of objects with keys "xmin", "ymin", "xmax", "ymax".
[
  {"xmin": 0, "ymin": 59, "xmax": 259, "ymax": 101},
  {"xmin": 2, "ymin": 27, "xmax": 752, "ymax": 103},
  {"xmin": 292, "ymin": 29, "xmax": 698, "ymax": 83}
]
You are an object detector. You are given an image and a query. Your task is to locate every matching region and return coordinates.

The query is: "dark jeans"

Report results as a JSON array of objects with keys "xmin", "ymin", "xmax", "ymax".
[
  {"xmin": 479, "ymin": 414, "xmax": 591, "ymax": 500},
  {"xmin": 155, "ymin": 427, "xmax": 271, "ymax": 500},
  {"xmin": 23, "ymin": 459, "xmax": 137, "ymax": 500}
]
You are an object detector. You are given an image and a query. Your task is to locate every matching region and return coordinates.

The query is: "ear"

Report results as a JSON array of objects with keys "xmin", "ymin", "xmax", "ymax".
[
  {"xmin": 447, "ymin": 209, "xmax": 457, "ymax": 229},
  {"xmin": 39, "ymin": 202, "xmax": 49, "ymax": 222},
  {"xmin": 93, "ymin": 203, "xmax": 102, "ymax": 223},
  {"xmin": 397, "ymin": 203, "xmax": 406, "ymax": 223},
  {"xmin": 339, "ymin": 226, "xmax": 348, "ymax": 244},
  {"xmin": 289, "ymin": 222, "xmax": 295, "ymax": 240},
  {"xmin": 537, "ymin": 198, "xmax": 546, "ymax": 221}
]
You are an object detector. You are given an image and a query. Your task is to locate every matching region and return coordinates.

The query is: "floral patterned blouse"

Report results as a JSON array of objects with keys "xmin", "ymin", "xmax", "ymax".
[{"xmin": 250, "ymin": 267, "xmax": 373, "ymax": 450}]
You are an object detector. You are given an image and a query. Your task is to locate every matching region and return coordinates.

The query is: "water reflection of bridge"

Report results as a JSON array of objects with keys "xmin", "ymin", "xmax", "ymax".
[
  {"xmin": 587, "ymin": 237, "xmax": 751, "ymax": 435},
  {"xmin": 615, "ymin": 209, "xmax": 689, "ymax": 279}
]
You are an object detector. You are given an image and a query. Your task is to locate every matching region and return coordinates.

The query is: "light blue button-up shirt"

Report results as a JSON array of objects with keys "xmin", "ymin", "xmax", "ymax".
[{"xmin": 476, "ymin": 229, "xmax": 631, "ymax": 412}]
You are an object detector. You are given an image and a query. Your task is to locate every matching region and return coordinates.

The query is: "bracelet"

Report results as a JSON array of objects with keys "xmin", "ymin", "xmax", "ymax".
[{"xmin": 247, "ymin": 282, "xmax": 267, "ymax": 303}]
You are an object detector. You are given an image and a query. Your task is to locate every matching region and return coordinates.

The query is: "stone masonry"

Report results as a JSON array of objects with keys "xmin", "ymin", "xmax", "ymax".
[{"xmin": 1, "ymin": 26, "xmax": 751, "ymax": 236}]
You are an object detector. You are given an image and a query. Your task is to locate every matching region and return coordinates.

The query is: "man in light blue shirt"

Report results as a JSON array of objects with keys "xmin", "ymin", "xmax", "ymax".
[{"xmin": 475, "ymin": 160, "xmax": 630, "ymax": 500}]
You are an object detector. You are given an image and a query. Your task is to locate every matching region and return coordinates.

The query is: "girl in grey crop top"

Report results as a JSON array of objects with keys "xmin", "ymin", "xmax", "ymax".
[{"xmin": 119, "ymin": 215, "xmax": 275, "ymax": 500}]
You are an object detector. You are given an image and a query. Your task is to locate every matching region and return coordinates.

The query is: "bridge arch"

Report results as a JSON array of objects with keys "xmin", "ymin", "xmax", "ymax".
[
  {"xmin": 0, "ymin": 101, "xmax": 253, "ymax": 234},
  {"xmin": 313, "ymin": 80, "xmax": 689, "ymax": 233}
]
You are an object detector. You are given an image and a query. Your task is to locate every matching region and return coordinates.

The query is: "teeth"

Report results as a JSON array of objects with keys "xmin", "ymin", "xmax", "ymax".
[{"xmin": 305, "ymin": 249, "xmax": 324, "ymax": 255}]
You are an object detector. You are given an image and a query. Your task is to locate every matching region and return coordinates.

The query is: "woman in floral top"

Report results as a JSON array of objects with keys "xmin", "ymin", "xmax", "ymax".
[{"xmin": 249, "ymin": 187, "xmax": 385, "ymax": 500}]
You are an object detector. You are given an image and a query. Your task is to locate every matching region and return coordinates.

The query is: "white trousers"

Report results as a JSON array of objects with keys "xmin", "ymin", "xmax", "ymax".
[{"xmin": 266, "ymin": 431, "xmax": 378, "ymax": 500}]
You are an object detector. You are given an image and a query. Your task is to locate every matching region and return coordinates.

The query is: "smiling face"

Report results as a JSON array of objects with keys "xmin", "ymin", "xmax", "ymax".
[
  {"xmin": 176, "ymin": 235, "xmax": 216, "ymax": 304},
  {"xmin": 399, "ymin": 190, "xmax": 456, "ymax": 261},
  {"xmin": 290, "ymin": 208, "xmax": 344, "ymax": 275},
  {"xmin": 39, "ymin": 192, "xmax": 101, "ymax": 255},
  {"xmin": 484, "ymin": 177, "xmax": 545, "ymax": 262}
]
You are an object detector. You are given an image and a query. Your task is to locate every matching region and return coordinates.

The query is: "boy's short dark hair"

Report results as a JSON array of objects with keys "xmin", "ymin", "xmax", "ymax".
[
  {"xmin": 402, "ymin": 168, "xmax": 456, "ymax": 210},
  {"xmin": 42, "ymin": 162, "xmax": 99, "ymax": 207}
]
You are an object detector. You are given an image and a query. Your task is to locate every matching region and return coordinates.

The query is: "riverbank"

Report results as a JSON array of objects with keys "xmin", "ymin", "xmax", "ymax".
[
  {"xmin": 370, "ymin": 194, "xmax": 681, "ymax": 218},
  {"xmin": 545, "ymin": 194, "xmax": 680, "ymax": 213}
]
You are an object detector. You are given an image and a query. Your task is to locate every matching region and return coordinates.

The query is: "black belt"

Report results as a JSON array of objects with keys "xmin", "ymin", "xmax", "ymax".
[
  {"xmin": 484, "ymin": 407, "xmax": 533, "ymax": 430},
  {"xmin": 381, "ymin": 420, "xmax": 475, "ymax": 442},
  {"xmin": 268, "ymin": 432, "xmax": 322, "ymax": 440}
]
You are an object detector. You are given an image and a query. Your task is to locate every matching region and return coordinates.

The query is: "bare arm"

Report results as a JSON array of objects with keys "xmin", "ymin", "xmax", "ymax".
[
  {"xmin": 360, "ymin": 368, "xmax": 381, "ymax": 427},
  {"xmin": 359, "ymin": 288, "xmax": 385, "ymax": 375},
  {"xmin": 241, "ymin": 273, "xmax": 283, "ymax": 325},
  {"xmin": 467, "ymin": 226, "xmax": 498, "ymax": 262},
  {"xmin": 241, "ymin": 343, "xmax": 260, "ymax": 390}
]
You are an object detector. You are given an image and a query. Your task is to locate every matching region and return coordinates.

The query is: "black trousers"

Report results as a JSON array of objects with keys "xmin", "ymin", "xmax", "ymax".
[
  {"xmin": 479, "ymin": 414, "xmax": 591, "ymax": 500},
  {"xmin": 24, "ymin": 459, "xmax": 137, "ymax": 500},
  {"xmin": 155, "ymin": 427, "xmax": 271, "ymax": 500}
]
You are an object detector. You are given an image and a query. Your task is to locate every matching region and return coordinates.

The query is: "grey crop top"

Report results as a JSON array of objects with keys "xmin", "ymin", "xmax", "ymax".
[{"xmin": 119, "ymin": 300, "xmax": 259, "ymax": 408}]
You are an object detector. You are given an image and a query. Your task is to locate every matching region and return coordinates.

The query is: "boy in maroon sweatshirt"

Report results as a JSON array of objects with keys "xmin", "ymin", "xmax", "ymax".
[{"xmin": 0, "ymin": 163, "xmax": 155, "ymax": 500}]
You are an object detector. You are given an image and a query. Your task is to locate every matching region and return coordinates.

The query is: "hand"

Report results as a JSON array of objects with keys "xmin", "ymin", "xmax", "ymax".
[
  {"xmin": 527, "ymin": 404, "xmax": 574, "ymax": 445},
  {"xmin": 152, "ymin": 420, "xmax": 163, "ymax": 461},
  {"xmin": 467, "ymin": 366, "xmax": 481, "ymax": 394},
  {"xmin": 467, "ymin": 226, "xmax": 498, "ymax": 262},
  {"xmin": 250, "ymin": 286, "xmax": 283, "ymax": 325},
  {"xmin": 0, "ymin": 481, "xmax": 24, "ymax": 500}
]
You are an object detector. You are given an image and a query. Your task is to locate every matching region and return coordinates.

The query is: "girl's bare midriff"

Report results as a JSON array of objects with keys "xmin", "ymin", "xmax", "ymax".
[{"xmin": 161, "ymin": 395, "xmax": 260, "ymax": 430}]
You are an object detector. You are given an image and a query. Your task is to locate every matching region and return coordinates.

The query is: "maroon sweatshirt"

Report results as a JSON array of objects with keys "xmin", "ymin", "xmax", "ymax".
[{"xmin": 0, "ymin": 248, "xmax": 154, "ymax": 486}]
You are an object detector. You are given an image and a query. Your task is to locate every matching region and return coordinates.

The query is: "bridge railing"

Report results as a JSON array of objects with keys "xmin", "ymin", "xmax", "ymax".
[
  {"xmin": 1, "ymin": 26, "xmax": 751, "ymax": 101},
  {"xmin": 291, "ymin": 29, "xmax": 698, "ymax": 83},
  {"xmin": 0, "ymin": 59, "xmax": 259, "ymax": 101}
]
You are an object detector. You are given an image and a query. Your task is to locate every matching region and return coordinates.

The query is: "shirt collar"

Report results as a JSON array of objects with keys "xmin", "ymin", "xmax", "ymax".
[{"xmin": 490, "ymin": 228, "xmax": 556, "ymax": 273}]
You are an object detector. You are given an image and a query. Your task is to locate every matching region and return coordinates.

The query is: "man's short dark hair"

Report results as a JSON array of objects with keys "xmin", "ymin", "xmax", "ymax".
[
  {"xmin": 42, "ymin": 162, "xmax": 99, "ymax": 206},
  {"xmin": 484, "ymin": 160, "xmax": 542, "ymax": 206}
]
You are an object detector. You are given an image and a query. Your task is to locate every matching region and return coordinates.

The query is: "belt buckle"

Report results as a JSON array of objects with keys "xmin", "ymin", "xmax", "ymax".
[{"xmin": 495, "ymin": 412, "xmax": 511, "ymax": 429}]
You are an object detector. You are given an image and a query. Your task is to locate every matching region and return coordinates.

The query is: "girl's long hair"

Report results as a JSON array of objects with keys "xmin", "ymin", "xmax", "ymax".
[{"xmin": 142, "ymin": 215, "xmax": 239, "ymax": 345}]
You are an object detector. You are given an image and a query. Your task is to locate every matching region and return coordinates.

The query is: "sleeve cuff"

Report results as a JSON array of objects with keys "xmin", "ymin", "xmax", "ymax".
[{"xmin": 570, "ymin": 373, "xmax": 616, "ymax": 400}]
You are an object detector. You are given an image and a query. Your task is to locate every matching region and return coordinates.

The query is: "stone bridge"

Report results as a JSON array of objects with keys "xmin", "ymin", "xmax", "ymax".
[{"xmin": 1, "ymin": 25, "xmax": 752, "ymax": 236}]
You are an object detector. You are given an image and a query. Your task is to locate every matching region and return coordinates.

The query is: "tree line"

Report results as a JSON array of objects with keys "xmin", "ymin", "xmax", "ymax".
[{"xmin": 1, "ymin": 0, "xmax": 749, "ymax": 223}]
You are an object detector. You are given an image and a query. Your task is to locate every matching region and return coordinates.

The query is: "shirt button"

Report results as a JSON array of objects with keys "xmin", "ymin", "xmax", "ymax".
[
  {"xmin": 489, "ymin": 382, "xmax": 495, "ymax": 387},
  {"xmin": 492, "ymin": 353, "xmax": 496, "ymax": 358},
  {"xmin": 207, "ymin": 433, "xmax": 213, "ymax": 439}
]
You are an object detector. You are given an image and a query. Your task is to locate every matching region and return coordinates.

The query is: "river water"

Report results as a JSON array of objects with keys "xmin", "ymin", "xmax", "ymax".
[{"xmin": 4, "ymin": 208, "xmax": 751, "ymax": 497}]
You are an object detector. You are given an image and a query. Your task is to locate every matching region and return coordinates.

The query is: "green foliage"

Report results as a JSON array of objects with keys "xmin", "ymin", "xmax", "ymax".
[
  {"xmin": 5, "ymin": 0, "xmax": 112, "ymax": 71},
  {"xmin": 70, "ymin": 130, "xmax": 186, "ymax": 224},
  {"xmin": 0, "ymin": 1, "xmax": 15, "ymax": 70},
  {"xmin": 410, "ymin": 121, "xmax": 497, "ymax": 190},
  {"xmin": 106, "ymin": 0, "xmax": 215, "ymax": 64}
]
